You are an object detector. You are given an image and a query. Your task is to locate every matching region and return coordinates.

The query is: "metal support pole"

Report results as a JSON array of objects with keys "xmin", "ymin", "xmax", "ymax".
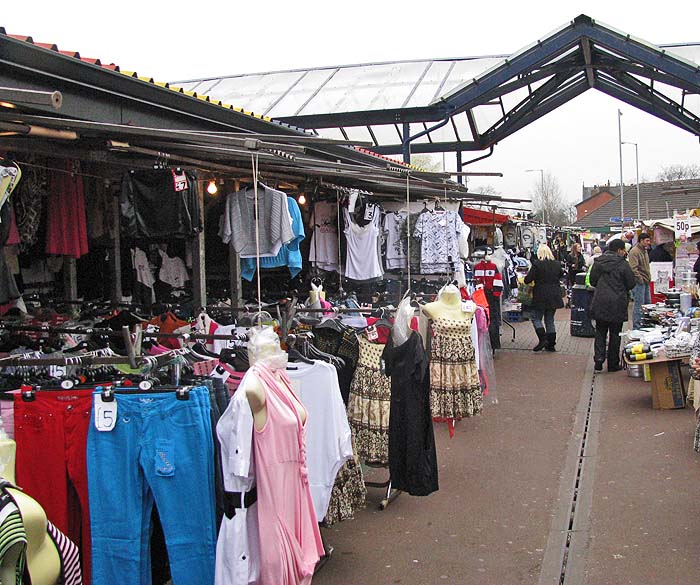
[
  {"xmin": 191, "ymin": 184, "xmax": 206, "ymax": 309},
  {"xmin": 634, "ymin": 145, "xmax": 640, "ymax": 221},
  {"xmin": 401, "ymin": 122, "xmax": 411, "ymax": 164},
  {"xmin": 618, "ymin": 109, "xmax": 625, "ymax": 225},
  {"xmin": 456, "ymin": 150, "xmax": 464, "ymax": 185}
]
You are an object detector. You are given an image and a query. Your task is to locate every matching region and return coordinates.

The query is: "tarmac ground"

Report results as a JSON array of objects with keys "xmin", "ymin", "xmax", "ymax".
[{"xmin": 315, "ymin": 310, "xmax": 699, "ymax": 585}]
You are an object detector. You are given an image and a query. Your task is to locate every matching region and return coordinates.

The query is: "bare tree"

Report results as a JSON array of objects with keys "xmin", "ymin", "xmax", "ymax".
[
  {"xmin": 473, "ymin": 184, "xmax": 500, "ymax": 196},
  {"xmin": 410, "ymin": 154, "xmax": 443, "ymax": 172},
  {"xmin": 656, "ymin": 164, "xmax": 700, "ymax": 181},
  {"xmin": 531, "ymin": 172, "xmax": 572, "ymax": 226}
]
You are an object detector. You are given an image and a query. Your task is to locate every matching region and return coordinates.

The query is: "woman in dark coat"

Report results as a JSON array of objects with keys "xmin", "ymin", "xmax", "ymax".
[
  {"xmin": 589, "ymin": 239, "xmax": 636, "ymax": 372},
  {"xmin": 524, "ymin": 244, "xmax": 564, "ymax": 352}
]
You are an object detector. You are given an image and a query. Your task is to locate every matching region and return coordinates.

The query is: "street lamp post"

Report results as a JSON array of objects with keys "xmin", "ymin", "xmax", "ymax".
[
  {"xmin": 618, "ymin": 109, "xmax": 625, "ymax": 225},
  {"xmin": 526, "ymin": 168, "xmax": 545, "ymax": 223},
  {"xmin": 622, "ymin": 141, "xmax": 640, "ymax": 221}
]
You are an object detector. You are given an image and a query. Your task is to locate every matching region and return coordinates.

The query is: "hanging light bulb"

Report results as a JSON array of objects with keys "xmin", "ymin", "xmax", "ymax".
[
  {"xmin": 207, "ymin": 180, "xmax": 218, "ymax": 195},
  {"xmin": 297, "ymin": 193, "xmax": 307, "ymax": 205}
]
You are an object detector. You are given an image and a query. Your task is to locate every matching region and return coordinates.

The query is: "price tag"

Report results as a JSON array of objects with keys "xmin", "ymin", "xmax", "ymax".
[
  {"xmin": 146, "ymin": 324, "xmax": 159, "ymax": 334},
  {"xmin": 49, "ymin": 365, "xmax": 67, "ymax": 378},
  {"xmin": 210, "ymin": 364, "xmax": 231, "ymax": 382},
  {"xmin": 171, "ymin": 169, "xmax": 188, "ymax": 192},
  {"xmin": 675, "ymin": 215, "xmax": 691, "ymax": 242},
  {"xmin": 94, "ymin": 394, "xmax": 118, "ymax": 432},
  {"xmin": 366, "ymin": 325, "xmax": 379, "ymax": 341},
  {"xmin": 461, "ymin": 301, "xmax": 475, "ymax": 314}
]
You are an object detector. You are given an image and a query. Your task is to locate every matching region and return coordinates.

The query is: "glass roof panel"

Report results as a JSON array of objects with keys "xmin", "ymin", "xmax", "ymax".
[
  {"xmin": 439, "ymin": 57, "xmax": 503, "ymax": 98},
  {"xmin": 301, "ymin": 61, "xmax": 432, "ymax": 114},
  {"xmin": 265, "ymin": 68, "xmax": 339, "ymax": 117},
  {"xmin": 403, "ymin": 60, "xmax": 457, "ymax": 107}
]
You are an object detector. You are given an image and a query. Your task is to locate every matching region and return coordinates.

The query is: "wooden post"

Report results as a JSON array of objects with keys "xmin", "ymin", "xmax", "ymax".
[
  {"xmin": 111, "ymin": 191, "xmax": 122, "ymax": 302},
  {"xmin": 192, "ymin": 184, "xmax": 207, "ymax": 309},
  {"xmin": 229, "ymin": 249, "xmax": 242, "ymax": 307},
  {"xmin": 63, "ymin": 256, "xmax": 78, "ymax": 300}
]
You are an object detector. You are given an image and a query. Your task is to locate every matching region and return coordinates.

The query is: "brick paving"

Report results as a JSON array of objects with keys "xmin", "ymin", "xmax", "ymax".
[{"xmin": 500, "ymin": 308, "xmax": 595, "ymax": 357}]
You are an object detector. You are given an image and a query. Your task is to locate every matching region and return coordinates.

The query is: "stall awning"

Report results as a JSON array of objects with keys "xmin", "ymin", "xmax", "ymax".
[{"xmin": 462, "ymin": 207, "xmax": 509, "ymax": 226}]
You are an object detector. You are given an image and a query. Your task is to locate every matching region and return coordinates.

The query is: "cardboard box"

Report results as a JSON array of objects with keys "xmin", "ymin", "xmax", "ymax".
[{"xmin": 649, "ymin": 361, "xmax": 686, "ymax": 409}]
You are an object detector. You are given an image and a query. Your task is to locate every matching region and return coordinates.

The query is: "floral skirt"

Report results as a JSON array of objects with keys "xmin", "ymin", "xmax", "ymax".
[
  {"xmin": 347, "ymin": 363, "xmax": 391, "ymax": 464},
  {"xmin": 323, "ymin": 458, "xmax": 366, "ymax": 526},
  {"xmin": 430, "ymin": 333, "xmax": 483, "ymax": 420}
]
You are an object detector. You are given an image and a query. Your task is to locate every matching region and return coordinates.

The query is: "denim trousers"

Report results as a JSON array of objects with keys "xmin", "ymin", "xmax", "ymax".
[
  {"xmin": 530, "ymin": 307, "xmax": 556, "ymax": 334},
  {"xmin": 632, "ymin": 283, "xmax": 651, "ymax": 329},
  {"xmin": 87, "ymin": 387, "xmax": 216, "ymax": 585}
]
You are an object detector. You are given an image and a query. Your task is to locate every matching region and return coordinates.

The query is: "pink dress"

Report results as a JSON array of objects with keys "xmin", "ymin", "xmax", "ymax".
[{"xmin": 252, "ymin": 363, "xmax": 324, "ymax": 585}]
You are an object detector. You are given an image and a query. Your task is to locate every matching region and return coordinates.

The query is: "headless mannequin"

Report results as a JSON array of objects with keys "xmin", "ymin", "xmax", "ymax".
[
  {"xmin": 0, "ymin": 421, "xmax": 60, "ymax": 585},
  {"xmin": 245, "ymin": 328, "xmax": 307, "ymax": 431},
  {"xmin": 422, "ymin": 284, "xmax": 474, "ymax": 321}
]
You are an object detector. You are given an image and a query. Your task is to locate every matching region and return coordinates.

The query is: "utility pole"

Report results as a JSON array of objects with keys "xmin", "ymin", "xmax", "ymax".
[{"xmin": 618, "ymin": 109, "xmax": 625, "ymax": 225}]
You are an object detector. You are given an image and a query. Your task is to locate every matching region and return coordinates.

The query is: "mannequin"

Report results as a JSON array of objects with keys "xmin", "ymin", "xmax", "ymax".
[
  {"xmin": 245, "ymin": 326, "xmax": 306, "ymax": 430},
  {"xmin": 0, "ymin": 425, "xmax": 60, "ymax": 585},
  {"xmin": 6, "ymin": 488, "xmax": 60, "ymax": 585},
  {"xmin": 422, "ymin": 284, "xmax": 474, "ymax": 321}
]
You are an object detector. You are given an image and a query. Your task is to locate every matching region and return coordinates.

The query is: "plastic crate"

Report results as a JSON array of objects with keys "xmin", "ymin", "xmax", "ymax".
[{"xmin": 504, "ymin": 311, "xmax": 525, "ymax": 323}]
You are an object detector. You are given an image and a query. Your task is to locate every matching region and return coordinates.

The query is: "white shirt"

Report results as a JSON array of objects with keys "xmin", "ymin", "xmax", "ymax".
[
  {"xmin": 285, "ymin": 361, "xmax": 354, "ymax": 521},
  {"xmin": 215, "ymin": 374, "xmax": 261, "ymax": 585},
  {"xmin": 384, "ymin": 212, "xmax": 408, "ymax": 270},
  {"xmin": 158, "ymin": 249, "xmax": 189, "ymax": 288},
  {"xmin": 309, "ymin": 201, "xmax": 340, "ymax": 272},
  {"xmin": 343, "ymin": 208, "xmax": 383, "ymax": 281}
]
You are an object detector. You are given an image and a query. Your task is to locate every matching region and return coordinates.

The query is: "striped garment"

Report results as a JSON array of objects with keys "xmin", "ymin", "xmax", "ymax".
[
  {"xmin": 0, "ymin": 487, "xmax": 26, "ymax": 585},
  {"xmin": 47, "ymin": 521, "xmax": 83, "ymax": 585}
]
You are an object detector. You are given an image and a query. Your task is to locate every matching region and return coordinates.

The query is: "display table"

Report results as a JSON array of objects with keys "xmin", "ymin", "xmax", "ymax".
[{"xmin": 624, "ymin": 350, "xmax": 688, "ymax": 409}]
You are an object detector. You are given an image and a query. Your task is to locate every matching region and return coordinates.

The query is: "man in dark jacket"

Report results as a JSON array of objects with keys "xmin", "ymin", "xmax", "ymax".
[{"xmin": 589, "ymin": 239, "xmax": 637, "ymax": 372}]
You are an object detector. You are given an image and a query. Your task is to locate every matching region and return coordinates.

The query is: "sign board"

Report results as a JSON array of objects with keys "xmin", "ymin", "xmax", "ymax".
[
  {"xmin": 609, "ymin": 217, "xmax": 634, "ymax": 224},
  {"xmin": 675, "ymin": 214, "xmax": 691, "ymax": 242}
]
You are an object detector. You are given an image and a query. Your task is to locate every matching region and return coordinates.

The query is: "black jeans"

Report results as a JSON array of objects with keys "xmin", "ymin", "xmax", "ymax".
[{"xmin": 594, "ymin": 320, "xmax": 623, "ymax": 367}]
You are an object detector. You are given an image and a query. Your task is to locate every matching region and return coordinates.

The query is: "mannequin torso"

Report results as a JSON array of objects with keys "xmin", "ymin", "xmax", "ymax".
[{"xmin": 422, "ymin": 286, "xmax": 474, "ymax": 322}]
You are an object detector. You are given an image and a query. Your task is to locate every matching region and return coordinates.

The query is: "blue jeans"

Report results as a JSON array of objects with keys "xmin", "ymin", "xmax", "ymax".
[
  {"xmin": 531, "ymin": 307, "xmax": 556, "ymax": 334},
  {"xmin": 88, "ymin": 387, "xmax": 216, "ymax": 585},
  {"xmin": 632, "ymin": 283, "xmax": 651, "ymax": 329}
]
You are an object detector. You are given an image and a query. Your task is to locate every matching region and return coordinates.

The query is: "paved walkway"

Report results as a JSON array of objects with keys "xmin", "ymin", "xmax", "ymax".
[{"xmin": 314, "ymin": 312, "xmax": 698, "ymax": 585}]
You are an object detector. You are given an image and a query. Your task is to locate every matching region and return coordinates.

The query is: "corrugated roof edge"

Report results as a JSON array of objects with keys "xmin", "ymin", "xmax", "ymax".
[{"xmin": 0, "ymin": 27, "xmax": 414, "ymax": 169}]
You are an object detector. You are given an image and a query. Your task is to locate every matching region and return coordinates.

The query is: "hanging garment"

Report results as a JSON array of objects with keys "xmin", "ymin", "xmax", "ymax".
[
  {"xmin": 502, "ymin": 223, "xmax": 517, "ymax": 248},
  {"xmin": 0, "ymin": 162, "xmax": 21, "ymax": 215},
  {"xmin": 286, "ymin": 361, "xmax": 354, "ymax": 521},
  {"xmin": 240, "ymin": 196, "xmax": 305, "ymax": 281},
  {"xmin": 520, "ymin": 225, "xmax": 535, "ymax": 249},
  {"xmin": 429, "ymin": 316, "xmax": 483, "ymax": 424},
  {"xmin": 87, "ymin": 387, "xmax": 216, "ymax": 585},
  {"xmin": 12, "ymin": 165, "xmax": 45, "ymax": 252},
  {"xmin": 132, "ymin": 247, "xmax": 156, "ymax": 303},
  {"xmin": 121, "ymin": 169, "xmax": 201, "ymax": 240},
  {"xmin": 220, "ymin": 184, "xmax": 293, "ymax": 258},
  {"xmin": 45, "ymin": 160, "xmax": 89, "ymax": 258},
  {"xmin": 158, "ymin": 248, "xmax": 189, "ymax": 288},
  {"xmin": 383, "ymin": 211, "xmax": 408, "ymax": 270},
  {"xmin": 216, "ymin": 372, "xmax": 261, "ymax": 585},
  {"xmin": 14, "ymin": 389, "xmax": 93, "ymax": 583},
  {"xmin": 322, "ymin": 458, "xmax": 366, "ymax": 525},
  {"xmin": 250, "ymin": 364, "xmax": 324, "ymax": 585},
  {"xmin": 473, "ymin": 260, "xmax": 503, "ymax": 297},
  {"xmin": 308, "ymin": 201, "xmax": 339, "ymax": 272},
  {"xmin": 382, "ymin": 332, "xmax": 439, "ymax": 496},
  {"xmin": 0, "ymin": 202, "xmax": 20, "ymax": 305},
  {"xmin": 342, "ymin": 208, "xmax": 383, "ymax": 281},
  {"xmin": 413, "ymin": 210, "xmax": 463, "ymax": 274},
  {"xmin": 346, "ymin": 335, "xmax": 391, "ymax": 465}
]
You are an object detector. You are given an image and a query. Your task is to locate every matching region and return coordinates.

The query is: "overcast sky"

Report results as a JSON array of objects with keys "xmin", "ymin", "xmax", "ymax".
[{"xmin": 5, "ymin": 1, "xmax": 700, "ymax": 211}]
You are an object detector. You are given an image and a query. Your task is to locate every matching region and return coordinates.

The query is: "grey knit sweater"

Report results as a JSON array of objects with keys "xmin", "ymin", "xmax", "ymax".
[{"xmin": 220, "ymin": 184, "xmax": 293, "ymax": 257}]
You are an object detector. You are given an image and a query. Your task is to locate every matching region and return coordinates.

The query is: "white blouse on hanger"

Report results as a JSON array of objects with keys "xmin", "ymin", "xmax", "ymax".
[{"xmin": 343, "ymin": 208, "xmax": 383, "ymax": 280}]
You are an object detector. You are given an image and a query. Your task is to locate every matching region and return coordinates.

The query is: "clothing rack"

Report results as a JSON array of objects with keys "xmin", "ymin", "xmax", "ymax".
[
  {"xmin": 0, "ymin": 350, "xmax": 183, "ymax": 368},
  {"xmin": 0, "ymin": 322, "xmax": 245, "ymax": 341}
]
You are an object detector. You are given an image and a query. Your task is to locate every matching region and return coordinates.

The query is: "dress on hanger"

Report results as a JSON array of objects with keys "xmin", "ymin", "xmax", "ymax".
[
  {"xmin": 429, "ymin": 316, "xmax": 483, "ymax": 424},
  {"xmin": 382, "ymin": 332, "xmax": 439, "ymax": 496},
  {"xmin": 308, "ymin": 201, "xmax": 339, "ymax": 273},
  {"xmin": 251, "ymin": 364, "xmax": 324, "ymax": 585},
  {"xmin": 346, "ymin": 335, "xmax": 391, "ymax": 465}
]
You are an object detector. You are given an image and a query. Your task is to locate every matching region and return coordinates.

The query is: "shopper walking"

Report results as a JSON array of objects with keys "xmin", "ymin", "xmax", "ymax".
[
  {"xmin": 628, "ymin": 232, "xmax": 651, "ymax": 329},
  {"xmin": 589, "ymin": 239, "xmax": 636, "ymax": 372},
  {"xmin": 524, "ymin": 243, "xmax": 564, "ymax": 352},
  {"xmin": 565, "ymin": 243, "xmax": 586, "ymax": 287}
]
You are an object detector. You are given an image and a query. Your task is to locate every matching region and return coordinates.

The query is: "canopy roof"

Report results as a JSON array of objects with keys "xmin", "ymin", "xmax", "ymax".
[{"xmin": 175, "ymin": 15, "xmax": 700, "ymax": 156}]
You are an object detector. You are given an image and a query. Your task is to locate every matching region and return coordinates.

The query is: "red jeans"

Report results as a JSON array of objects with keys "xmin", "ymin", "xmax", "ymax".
[{"xmin": 14, "ymin": 389, "xmax": 93, "ymax": 583}]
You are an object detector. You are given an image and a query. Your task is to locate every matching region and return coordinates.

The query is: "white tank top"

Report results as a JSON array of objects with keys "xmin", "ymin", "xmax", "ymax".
[{"xmin": 343, "ymin": 208, "xmax": 383, "ymax": 280}]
